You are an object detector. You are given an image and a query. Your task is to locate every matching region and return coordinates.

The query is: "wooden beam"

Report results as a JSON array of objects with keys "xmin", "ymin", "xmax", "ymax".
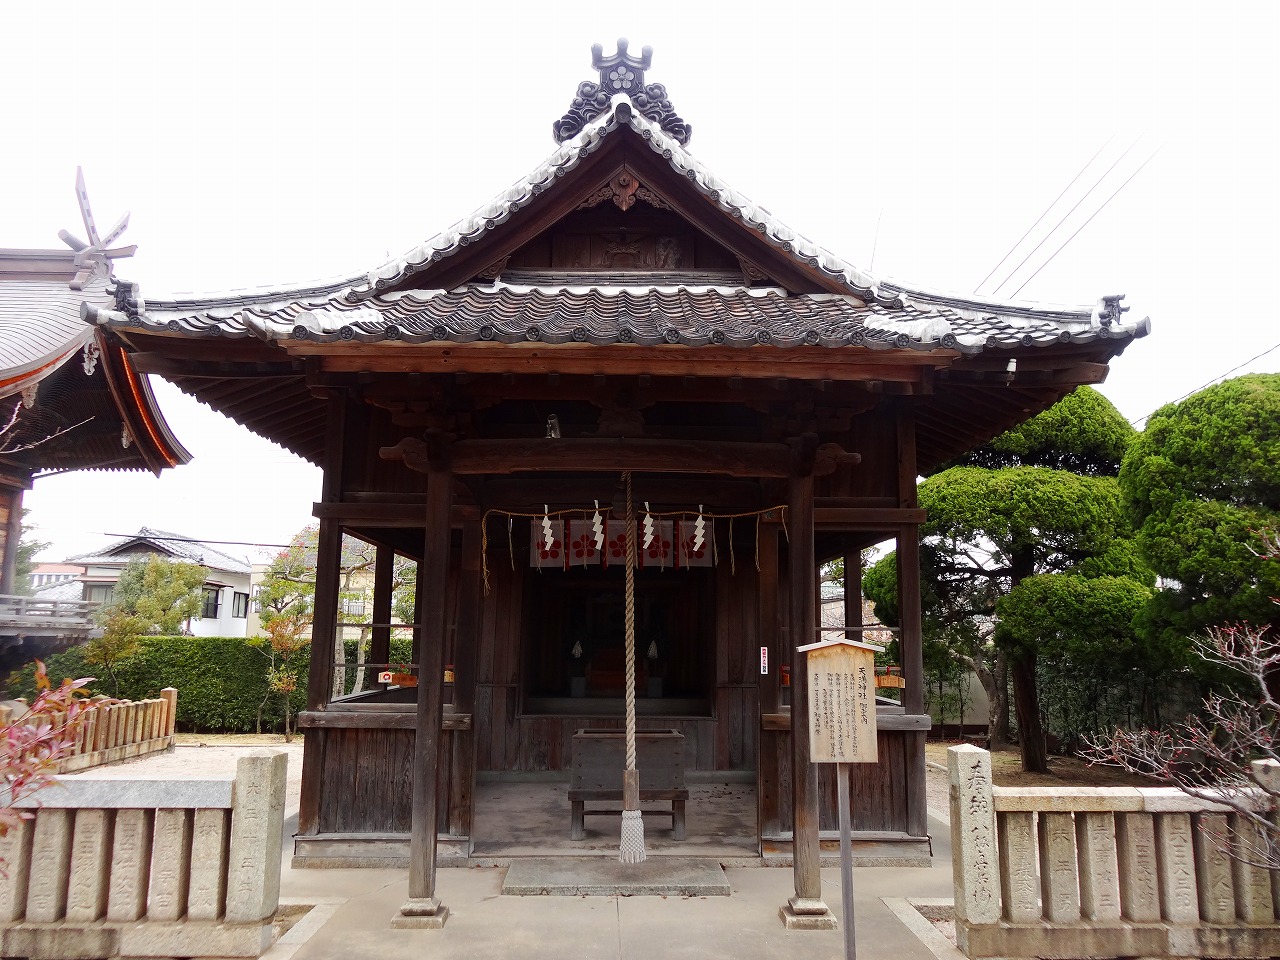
[
  {"xmin": 382, "ymin": 436, "xmax": 858, "ymax": 479},
  {"xmin": 813, "ymin": 507, "xmax": 927, "ymax": 528},
  {"xmin": 475, "ymin": 477, "xmax": 764, "ymax": 512},
  {"xmin": 130, "ymin": 353, "xmax": 302, "ymax": 379},
  {"xmin": 301, "ymin": 344, "xmax": 943, "ymax": 382}
]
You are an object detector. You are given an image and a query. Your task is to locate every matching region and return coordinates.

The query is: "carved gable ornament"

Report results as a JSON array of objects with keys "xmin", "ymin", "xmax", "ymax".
[{"xmin": 553, "ymin": 39, "xmax": 692, "ymax": 147}]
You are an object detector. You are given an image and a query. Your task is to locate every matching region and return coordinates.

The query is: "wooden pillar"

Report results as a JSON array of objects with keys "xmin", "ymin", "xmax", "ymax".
[
  {"xmin": 0, "ymin": 485, "xmax": 23, "ymax": 595},
  {"xmin": 449, "ymin": 520, "xmax": 482, "ymax": 842},
  {"xmin": 782, "ymin": 461, "xmax": 833, "ymax": 927},
  {"xmin": 757, "ymin": 522, "xmax": 781, "ymax": 846},
  {"xmin": 896, "ymin": 403, "xmax": 929, "ymax": 839},
  {"xmin": 298, "ymin": 392, "xmax": 348, "ymax": 838},
  {"xmin": 370, "ymin": 546, "xmax": 394, "ymax": 669},
  {"xmin": 844, "ymin": 547, "xmax": 862, "ymax": 644},
  {"xmin": 399, "ymin": 466, "xmax": 452, "ymax": 926}
]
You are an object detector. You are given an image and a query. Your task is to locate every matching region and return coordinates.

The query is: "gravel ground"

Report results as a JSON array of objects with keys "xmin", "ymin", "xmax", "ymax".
[{"xmin": 925, "ymin": 760, "xmax": 950, "ymax": 823}]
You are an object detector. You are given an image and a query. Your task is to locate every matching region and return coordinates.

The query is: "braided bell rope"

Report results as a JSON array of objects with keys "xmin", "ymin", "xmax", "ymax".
[{"xmin": 624, "ymin": 470, "xmax": 637, "ymax": 773}]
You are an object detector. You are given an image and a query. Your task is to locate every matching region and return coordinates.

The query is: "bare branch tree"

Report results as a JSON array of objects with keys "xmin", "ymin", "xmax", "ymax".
[{"xmin": 1083, "ymin": 528, "xmax": 1280, "ymax": 870}]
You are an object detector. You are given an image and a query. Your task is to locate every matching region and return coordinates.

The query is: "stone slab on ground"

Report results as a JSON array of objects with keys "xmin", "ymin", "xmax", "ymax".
[{"xmin": 501, "ymin": 857, "xmax": 730, "ymax": 896}]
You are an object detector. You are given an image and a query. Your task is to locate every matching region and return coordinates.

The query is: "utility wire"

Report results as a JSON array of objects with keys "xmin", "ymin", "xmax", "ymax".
[
  {"xmin": 973, "ymin": 135, "xmax": 1115, "ymax": 295},
  {"xmin": 1009, "ymin": 147, "xmax": 1160, "ymax": 298},
  {"xmin": 1131, "ymin": 339, "xmax": 1280, "ymax": 427},
  {"xmin": 990, "ymin": 138, "xmax": 1143, "ymax": 297}
]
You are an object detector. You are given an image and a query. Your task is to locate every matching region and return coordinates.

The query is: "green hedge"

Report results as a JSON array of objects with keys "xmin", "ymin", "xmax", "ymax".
[
  {"xmin": 6, "ymin": 636, "xmax": 309, "ymax": 734},
  {"xmin": 7, "ymin": 634, "xmax": 422, "ymax": 733}
]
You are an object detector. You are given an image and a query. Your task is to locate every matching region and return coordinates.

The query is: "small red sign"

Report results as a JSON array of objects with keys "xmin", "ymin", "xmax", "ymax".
[{"xmin": 760, "ymin": 647, "xmax": 768, "ymax": 675}]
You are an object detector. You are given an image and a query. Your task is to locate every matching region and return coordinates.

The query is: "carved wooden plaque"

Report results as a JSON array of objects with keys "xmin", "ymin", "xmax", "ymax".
[{"xmin": 802, "ymin": 641, "xmax": 878, "ymax": 763}]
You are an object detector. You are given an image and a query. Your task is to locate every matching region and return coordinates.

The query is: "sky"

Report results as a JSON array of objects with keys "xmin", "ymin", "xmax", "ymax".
[{"xmin": 5, "ymin": 2, "xmax": 1278, "ymax": 563}]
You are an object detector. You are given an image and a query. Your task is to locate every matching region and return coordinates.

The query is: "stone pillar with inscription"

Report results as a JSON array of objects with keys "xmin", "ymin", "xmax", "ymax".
[
  {"xmin": 225, "ymin": 751, "xmax": 287, "ymax": 924},
  {"xmin": 947, "ymin": 744, "xmax": 1000, "ymax": 945}
]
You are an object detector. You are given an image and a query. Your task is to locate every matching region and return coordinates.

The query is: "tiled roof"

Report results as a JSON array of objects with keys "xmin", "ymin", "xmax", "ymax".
[
  {"xmin": 31, "ymin": 578, "xmax": 85, "ymax": 603},
  {"xmin": 0, "ymin": 277, "xmax": 103, "ymax": 393},
  {"xmin": 66, "ymin": 527, "xmax": 252, "ymax": 575},
  {"xmin": 88, "ymin": 275, "xmax": 1146, "ymax": 355},
  {"xmin": 80, "ymin": 95, "xmax": 1150, "ymax": 357}
]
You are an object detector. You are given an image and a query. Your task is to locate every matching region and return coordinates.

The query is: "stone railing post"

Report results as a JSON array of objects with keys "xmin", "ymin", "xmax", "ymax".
[
  {"xmin": 948, "ymin": 745, "xmax": 999, "ymax": 928},
  {"xmin": 225, "ymin": 751, "xmax": 287, "ymax": 924}
]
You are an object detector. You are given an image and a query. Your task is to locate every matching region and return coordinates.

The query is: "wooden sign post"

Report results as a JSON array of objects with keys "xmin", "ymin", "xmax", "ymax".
[{"xmin": 797, "ymin": 637, "xmax": 882, "ymax": 960}]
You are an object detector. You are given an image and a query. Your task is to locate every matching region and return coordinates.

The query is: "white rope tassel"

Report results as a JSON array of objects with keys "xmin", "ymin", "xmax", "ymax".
[
  {"xmin": 620, "ymin": 470, "xmax": 646, "ymax": 863},
  {"xmin": 620, "ymin": 809, "xmax": 646, "ymax": 863}
]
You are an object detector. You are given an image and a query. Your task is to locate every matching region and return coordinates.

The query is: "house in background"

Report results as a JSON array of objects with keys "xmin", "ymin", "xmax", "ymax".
[
  {"xmin": 62, "ymin": 528, "xmax": 253, "ymax": 638},
  {"xmin": 28, "ymin": 562, "xmax": 83, "ymax": 591}
]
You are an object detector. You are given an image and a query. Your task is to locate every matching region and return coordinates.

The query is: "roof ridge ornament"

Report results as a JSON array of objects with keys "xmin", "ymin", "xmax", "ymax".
[
  {"xmin": 58, "ymin": 167, "xmax": 137, "ymax": 290},
  {"xmin": 553, "ymin": 39, "xmax": 691, "ymax": 148}
]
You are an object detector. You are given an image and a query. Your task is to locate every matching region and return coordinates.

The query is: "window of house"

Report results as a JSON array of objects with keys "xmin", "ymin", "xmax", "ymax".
[
  {"xmin": 232, "ymin": 592, "xmax": 249, "ymax": 618},
  {"xmin": 342, "ymin": 597, "xmax": 366, "ymax": 617},
  {"xmin": 202, "ymin": 588, "xmax": 221, "ymax": 619},
  {"xmin": 85, "ymin": 583, "xmax": 114, "ymax": 605}
]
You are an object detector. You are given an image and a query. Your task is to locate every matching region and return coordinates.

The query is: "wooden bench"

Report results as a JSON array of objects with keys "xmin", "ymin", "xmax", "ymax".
[{"xmin": 569, "ymin": 728, "xmax": 688, "ymax": 840}]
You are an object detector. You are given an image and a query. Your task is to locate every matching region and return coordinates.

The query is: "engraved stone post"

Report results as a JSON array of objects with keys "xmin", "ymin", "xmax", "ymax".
[
  {"xmin": 225, "ymin": 751, "xmax": 286, "ymax": 923},
  {"xmin": 948, "ymin": 745, "xmax": 999, "ymax": 925},
  {"xmin": 65, "ymin": 809, "xmax": 113, "ymax": 922},
  {"xmin": 1038, "ymin": 812, "xmax": 1081, "ymax": 922},
  {"xmin": 25, "ymin": 810, "xmax": 72, "ymax": 922},
  {"xmin": 1194, "ymin": 813, "xmax": 1235, "ymax": 923},
  {"xmin": 0, "ymin": 818, "xmax": 33, "ymax": 921},
  {"xmin": 998, "ymin": 811, "xmax": 1039, "ymax": 922},
  {"xmin": 1155, "ymin": 812, "xmax": 1199, "ymax": 923},
  {"xmin": 1077, "ymin": 811, "xmax": 1121, "ymax": 921},
  {"xmin": 187, "ymin": 809, "xmax": 230, "ymax": 921},
  {"xmin": 1115, "ymin": 812, "xmax": 1160, "ymax": 922},
  {"xmin": 161, "ymin": 688, "xmax": 178, "ymax": 739},
  {"xmin": 149, "ymin": 809, "xmax": 193, "ymax": 921},
  {"xmin": 107, "ymin": 809, "xmax": 153, "ymax": 921},
  {"xmin": 1230, "ymin": 815, "xmax": 1275, "ymax": 922}
]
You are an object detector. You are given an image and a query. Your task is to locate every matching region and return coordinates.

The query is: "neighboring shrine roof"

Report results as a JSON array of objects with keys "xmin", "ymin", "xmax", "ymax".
[
  {"xmin": 66, "ymin": 526, "xmax": 251, "ymax": 575},
  {"xmin": 95, "ymin": 274, "xmax": 1143, "ymax": 355},
  {"xmin": 0, "ymin": 247, "xmax": 190, "ymax": 477}
]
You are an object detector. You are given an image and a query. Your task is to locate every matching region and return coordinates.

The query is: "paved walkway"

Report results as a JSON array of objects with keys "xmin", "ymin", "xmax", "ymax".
[{"xmin": 63, "ymin": 745, "xmax": 961, "ymax": 960}]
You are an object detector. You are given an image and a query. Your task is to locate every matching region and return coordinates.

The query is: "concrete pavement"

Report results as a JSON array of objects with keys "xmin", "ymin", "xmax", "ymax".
[
  {"xmin": 61, "ymin": 745, "xmax": 961, "ymax": 960},
  {"xmin": 271, "ymin": 812, "xmax": 957, "ymax": 960}
]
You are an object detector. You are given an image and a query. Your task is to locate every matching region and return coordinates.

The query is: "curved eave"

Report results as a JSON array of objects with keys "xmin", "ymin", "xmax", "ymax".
[
  {"xmin": 0, "ymin": 338, "xmax": 87, "ymax": 401},
  {"xmin": 97, "ymin": 336, "xmax": 191, "ymax": 475}
]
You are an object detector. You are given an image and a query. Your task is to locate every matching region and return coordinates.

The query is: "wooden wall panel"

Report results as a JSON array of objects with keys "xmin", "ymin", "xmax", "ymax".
[{"xmin": 767, "ymin": 727, "xmax": 913, "ymax": 837}]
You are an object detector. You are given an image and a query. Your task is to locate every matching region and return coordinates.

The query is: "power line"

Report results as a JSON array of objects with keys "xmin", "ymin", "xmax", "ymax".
[
  {"xmin": 1131, "ymin": 340, "xmax": 1280, "ymax": 427},
  {"xmin": 973, "ymin": 135, "xmax": 1115, "ymax": 295},
  {"xmin": 989, "ymin": 138, "xmax": 1144, "ymax": 297},
  {"xmin": 1009, "ymin": 147, "xmax": 1160, "ymax": 298}
]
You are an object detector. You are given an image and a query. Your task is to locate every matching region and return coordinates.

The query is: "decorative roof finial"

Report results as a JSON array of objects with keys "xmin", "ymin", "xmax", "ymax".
[
  {"xmin": 58, "ymin": 167, "xmax": 136, "ymax": 290},
  {"xmin": 591, "ymin": 38, "xmax": 652, "ymax": 93},
  {"xmin": 553, "ymin": 39, "xmax": 691, "ymax": 148}
]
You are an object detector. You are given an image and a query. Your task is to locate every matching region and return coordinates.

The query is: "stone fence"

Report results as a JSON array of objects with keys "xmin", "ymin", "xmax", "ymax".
[
  {"xmin": 0, "ymin": 689, "xmax": 178, "ymax": 774},
  {"xmin": 0, "ymin": 750, "xmax": 286, "ymax": 959},
  {"xmin": 948, "ymin": 744, "xmax": 1280, "ymax": 959}
]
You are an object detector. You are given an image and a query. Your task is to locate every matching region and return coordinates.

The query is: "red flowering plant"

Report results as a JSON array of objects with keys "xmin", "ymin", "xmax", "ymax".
[
  {"xmin": 0, "ymin": 660, "xmax": 95, "ymax": 839},
  {"xmin": 1083, "ymin": 528, "xmax": 1280, "ymax": 870}
]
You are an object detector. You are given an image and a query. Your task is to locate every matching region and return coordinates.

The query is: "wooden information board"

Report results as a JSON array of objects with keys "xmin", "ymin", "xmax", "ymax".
[{"xmin": 798, "ymin": 639, "xmax": 880, "ymax": 764}]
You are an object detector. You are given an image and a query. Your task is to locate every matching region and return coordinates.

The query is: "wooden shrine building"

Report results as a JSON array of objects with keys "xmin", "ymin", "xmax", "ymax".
[
  {"xmin": 0, "ymin": 180, "xmax": 188, "ymax": 606},
  {"xmin": 83, "ymin": 43, "xmax": 1148, "ymax": 925}
]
